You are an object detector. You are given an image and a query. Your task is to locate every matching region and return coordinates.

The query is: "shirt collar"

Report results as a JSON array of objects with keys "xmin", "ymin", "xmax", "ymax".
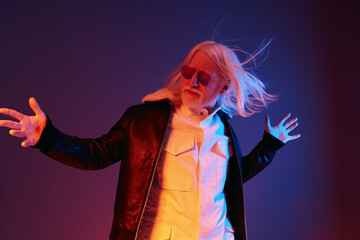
[{"xmin": 174, "ymin": 104, "xmax": 221, "ymax": 124}]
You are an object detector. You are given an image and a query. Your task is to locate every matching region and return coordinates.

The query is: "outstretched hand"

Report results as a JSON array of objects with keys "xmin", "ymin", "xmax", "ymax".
[
  {"xmin": 0, "ymin": 97, "xmax": 47, "ymax": 147},
  {"xmin": 265, "ymin": 113, "xmax": 301, "ymax": 144}
]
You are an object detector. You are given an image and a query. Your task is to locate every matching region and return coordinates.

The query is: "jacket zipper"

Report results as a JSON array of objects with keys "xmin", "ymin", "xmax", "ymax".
[
  {"xmin": 133, "ymin": 109, "xmax": 246, "ymax": 240},
  {"xmin": 134, "ymin": 111, "xmax": 171, "ymax": 239}
]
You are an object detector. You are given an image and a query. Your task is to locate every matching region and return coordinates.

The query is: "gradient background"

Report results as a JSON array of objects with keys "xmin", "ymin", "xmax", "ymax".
[{"xmin": 0, "ymin": 0, "xmax": 358, "ymax": 239}]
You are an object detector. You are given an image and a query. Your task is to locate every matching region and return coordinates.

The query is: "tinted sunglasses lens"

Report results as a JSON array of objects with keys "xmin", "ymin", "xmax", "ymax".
[
  {"xmin": 181, "ymin": 65, "xmax": 195, "ymax": 79},
  {"xmin": 197, "ymin": 71, "xmax": 211, "ymax": 85}
]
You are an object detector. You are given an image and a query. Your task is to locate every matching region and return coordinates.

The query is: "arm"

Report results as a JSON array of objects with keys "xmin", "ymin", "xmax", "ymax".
[
  {"xmin": 33, "ymin": 113, "xmax": 131, "ymax": 170},
  {"xmin": 0, "ymin": 97, "xmax": 132, "ymax": 170},
  {"xmin": 241, "ymin": 113, "xmax": 300, "ymax": 182},
  {"xmin": 241, "ymin": 131, "xmax": 284, "ymax": 182}
]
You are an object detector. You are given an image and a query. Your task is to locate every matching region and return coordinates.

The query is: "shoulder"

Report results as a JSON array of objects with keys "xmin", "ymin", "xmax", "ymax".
[
  {"xmin": 120, "ymin": 100, "xmax": 172, "ymax": 122},
  {"xmin": 110, "ymin": 100, "xmax": 172, "ymax": 132},
  {"xmin": 127, "ymin": 100, "xmax": 172, "ymax": 114},
  {"xmin": 217, "ymin": 110, "xmax": 232, "ymax": 128}
]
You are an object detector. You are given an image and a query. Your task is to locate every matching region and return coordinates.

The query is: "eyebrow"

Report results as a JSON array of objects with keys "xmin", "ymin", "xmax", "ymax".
[{"xmin": 188, "ymin": 65, "xmax": 212, "ymax": 75}]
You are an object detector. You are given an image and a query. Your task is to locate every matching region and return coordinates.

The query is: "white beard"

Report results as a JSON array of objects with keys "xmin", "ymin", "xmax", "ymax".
[{"xmin": 181, "ymin": 91, "xmax": 203, "ymax": 108}]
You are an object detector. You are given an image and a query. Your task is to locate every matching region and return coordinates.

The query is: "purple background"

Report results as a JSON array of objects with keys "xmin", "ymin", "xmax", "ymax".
[{"xmin": 0, "ymin": 0, "xmax": 358, "ymax": 239}]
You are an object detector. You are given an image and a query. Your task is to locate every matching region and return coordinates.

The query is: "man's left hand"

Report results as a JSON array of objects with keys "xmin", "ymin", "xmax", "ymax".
[{"xmin": 265, "ymin": 113, "xmax": 301, "ymax": 144}]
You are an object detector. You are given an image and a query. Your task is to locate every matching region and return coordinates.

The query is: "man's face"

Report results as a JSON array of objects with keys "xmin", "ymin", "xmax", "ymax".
[{"xmin": 180, "ymin": 51, "xmax": 225, "ymax": 111}]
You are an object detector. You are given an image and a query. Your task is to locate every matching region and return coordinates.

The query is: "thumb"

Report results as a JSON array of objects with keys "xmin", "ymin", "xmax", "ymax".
[
  {"xmin": 265, "ymin": 114, "xmax": 271, "ymax": 131},
  {"xmin": 29, "ymin": 97, "xmax": 44, "ymax": 116}
]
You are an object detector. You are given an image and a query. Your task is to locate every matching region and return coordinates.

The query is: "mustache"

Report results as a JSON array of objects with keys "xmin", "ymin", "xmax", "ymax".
[{"xmin": 183, "ymin": 87, "xmax": 202, "ymax": 96}]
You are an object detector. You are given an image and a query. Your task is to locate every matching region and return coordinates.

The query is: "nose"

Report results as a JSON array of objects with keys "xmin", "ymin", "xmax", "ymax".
[{"xmin": 190, "ymin": 72, "xmax": 199, "ymax": 88}]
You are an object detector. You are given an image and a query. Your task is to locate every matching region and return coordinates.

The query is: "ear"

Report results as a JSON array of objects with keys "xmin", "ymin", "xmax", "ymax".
[{"xmin": 220, "ymin": 85, "xmax": 228, "ymax": 94}]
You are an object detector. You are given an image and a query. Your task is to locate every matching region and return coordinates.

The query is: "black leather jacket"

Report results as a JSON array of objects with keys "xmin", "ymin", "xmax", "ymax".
[{"xmin": 35, "ymin": 100, "xmax": 284, "ymax": 240}]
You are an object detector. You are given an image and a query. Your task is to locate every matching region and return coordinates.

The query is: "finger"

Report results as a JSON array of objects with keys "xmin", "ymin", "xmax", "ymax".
[
  {"xmin": 284, "ymin": 117, "xmax": 298, "ymax": 129},
  {"xmin": 0, "ymin": 108, "xmax": 25, "ymax": 121},
  {"xmin": 29, "ymin": 97, "xmax": 45, "ymax": 116},
  {"xmin": 21, "ymin": 139, "xmax": 34, "ymax": 148},
  {"xmin": 289, "ymin": 134, "xmax": 301, "ymax": 141},
  {"xmin": 0, "ymin": 120, "xmax": 22, "ymax": 129},
  {"xmin": 9, "ymin": 129, "xmax": 26, "ymax": 138},
  {"xmin": 276, "ymin": 113, "xmax": 291, "ymax": 126},
  {"xmin": 286, "ymin": 122, "xmax": 299, "ymax": 132},
  {"xmin": 21, "ymin": 140, "xmax": 29, "ymax": 148}
]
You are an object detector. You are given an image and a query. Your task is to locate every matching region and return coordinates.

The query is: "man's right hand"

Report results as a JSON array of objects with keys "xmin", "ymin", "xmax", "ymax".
[{"xmin": 0, "ymin": 97, "xmax": 47, "ymax": 147}]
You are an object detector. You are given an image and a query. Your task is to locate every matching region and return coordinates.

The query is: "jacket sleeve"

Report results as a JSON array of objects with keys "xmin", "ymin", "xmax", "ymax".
[
  {"xmin": 33, "ymin": 106, "xmax": 135, "ymax": 170},
  {"xmin": 241, "ymin": 131, "xmax": 285, "ymax": 183}
]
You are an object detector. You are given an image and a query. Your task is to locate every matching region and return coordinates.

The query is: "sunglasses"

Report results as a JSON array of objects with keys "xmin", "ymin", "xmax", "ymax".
[{"xmin": 181, "ymin": 65, "xmax": 212, "ymax": 86}]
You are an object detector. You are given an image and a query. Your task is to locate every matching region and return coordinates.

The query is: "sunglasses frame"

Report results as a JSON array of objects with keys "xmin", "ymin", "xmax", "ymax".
[{"xmin": 181, "ymin": 65, "xmax": 212, "ymax": 86}]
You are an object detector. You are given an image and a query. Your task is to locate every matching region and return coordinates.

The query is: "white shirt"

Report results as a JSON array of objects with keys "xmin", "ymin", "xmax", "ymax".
[{"xmin": 138, "ymin": 105, "xmax": 234, "ymax": 240}]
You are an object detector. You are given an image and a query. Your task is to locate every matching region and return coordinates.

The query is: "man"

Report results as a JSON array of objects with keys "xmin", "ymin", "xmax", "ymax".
[{"xmin": 0, "ymin": 41, "xmax": 300, "ymax": 240}]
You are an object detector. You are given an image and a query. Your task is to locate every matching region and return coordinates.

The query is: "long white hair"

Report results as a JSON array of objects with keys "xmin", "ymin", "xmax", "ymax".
[{"xmin": 166, "ymin": 41, "xmax": 277, "ymax": 117}]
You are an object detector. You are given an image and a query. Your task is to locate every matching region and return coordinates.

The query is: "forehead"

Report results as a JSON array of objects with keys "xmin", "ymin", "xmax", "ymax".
[{"xmin": 189, "ymin": 51, "xmax": 220, "ymax": 74}]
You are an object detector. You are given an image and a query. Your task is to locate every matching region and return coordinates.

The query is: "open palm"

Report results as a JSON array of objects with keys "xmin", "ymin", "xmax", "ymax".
[
  {"xmin": 265, "ymin": 113, "xmax": 301, "ymax": 144},
  {"xmin": 0, "ymin": 97, "xmax": 47, "ymax": 147}
]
